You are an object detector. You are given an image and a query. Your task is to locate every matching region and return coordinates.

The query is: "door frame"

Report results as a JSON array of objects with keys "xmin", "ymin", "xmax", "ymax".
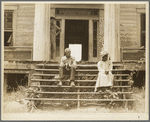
[
  {"xmin": 54, "ymin": 8, "xmax": 100, "ymax": 62},
  {"xmin": 65, "ymin": 19, "xmax": 89, "ymax": 61}
]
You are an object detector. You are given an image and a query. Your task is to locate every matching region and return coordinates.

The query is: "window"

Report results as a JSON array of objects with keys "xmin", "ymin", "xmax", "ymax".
[
  {"xmin": 56, "ymin": 20, "xmax": 61, "ymax": 57},
  {"xmin": 4, "ymin": 10, "xmax": 13, "ymax": 46},
  {"xmin": 93, "ymin": 21, "xmax": 98, "ymax": 57},
  {"xmin": 141, "ymin": 13, "xmax": 146, "ymax": 47},
  {"xmin": 4, "ymin": 6, "xmax": 17, "ymax": 47}
]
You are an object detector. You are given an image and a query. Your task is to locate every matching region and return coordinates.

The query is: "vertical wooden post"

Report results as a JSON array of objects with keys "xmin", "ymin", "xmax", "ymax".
[
  {"xmin": 122, "ymin": 88, "xmax": 128, "ymax": 111},
  {"xmin": 33, "ymin": 3, "xmax": 50, "ymax": 61},
  {"xmin": 4, "ymin": 74, "xmax": 8, "ymax": 94},
  {"xmin": 50, "ymin": 8, "xmax": 56, "ymax": 60},
  {"xmin": 137, "ymin": 13, "xmax": 141, "ymax": 48},
  {"xmin": 120, "ymin": 47, "xmax": 123, "ymax": 62},
  {"xmin": 77, "ymin": 82, "xmax": 80, "ymax": 109},
  {"xmin": 89, "ymin": 19, "xmax": 93, "ymax": 62},
  {"xmin": 28, "ymin": 73, "xmax": 31, "ymax": 86},
  {"xmin": 98, "ymin": 9, "xmax": 104, "ymax": 61},
  {"xmin": 115, "ymin": 4, "xmax": 120, "ymax": 62},
  {"xmin": 104, "ymin": 4, "xmax": 120, "ymax": 62},
  {"xmin": 120, "ymin": 74, "xmax": 128, "ymax": 111},
  {"xmin": 59, "ymin": 19, "xmax": 65, "ymax": 62}
]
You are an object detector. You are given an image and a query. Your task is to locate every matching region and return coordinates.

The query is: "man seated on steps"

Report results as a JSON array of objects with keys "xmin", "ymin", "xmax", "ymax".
[{"xmin": 58, "ymin": 48, "xmax": 76, "ymax": 87}]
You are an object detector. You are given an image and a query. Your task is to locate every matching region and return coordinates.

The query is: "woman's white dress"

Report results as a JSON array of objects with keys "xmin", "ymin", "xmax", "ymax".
[{"xmin": 95, "ymin": 60, "xmax": 114, "ymax": 91}]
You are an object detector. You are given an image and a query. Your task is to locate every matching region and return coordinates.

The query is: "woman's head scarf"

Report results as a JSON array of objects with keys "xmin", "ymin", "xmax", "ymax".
[{"xmin": 100, "ymin": 51, "xmax": 111, "ymax": 61}]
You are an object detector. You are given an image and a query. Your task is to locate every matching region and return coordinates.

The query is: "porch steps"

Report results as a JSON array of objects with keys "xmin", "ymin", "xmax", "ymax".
[{"xmin": 26, "ymin": 62, "xmax": 134, "ymax": 109}]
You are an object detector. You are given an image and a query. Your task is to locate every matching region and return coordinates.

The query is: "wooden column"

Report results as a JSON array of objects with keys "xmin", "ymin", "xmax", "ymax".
[
  {"xmin": 104, "ymin": 4, "xmax": 120, "ymax": 62},
  {"xmin": 59, "ymin": 19, "xmax": 65, "ymax": 62},
  {"xmin": 33, "ymin": 3, "xmax": 50, "ymax": 61},
  {"xmin": 50, "ymin": 8, "xmax": 56, "ymax": 60},
  {"xmin": 89, "ymin": 19, "xmax": 93, "ymax": 62},
  {"xmin": 98, "ymin": 9, "xmax": 104, "ymax": 61}
]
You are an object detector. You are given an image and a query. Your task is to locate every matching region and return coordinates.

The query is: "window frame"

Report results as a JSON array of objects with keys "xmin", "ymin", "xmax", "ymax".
[
  {"xmin": 4, "ymin": 6, "xmax": 17, "ymax": 47},
  {"xmin": 140, "ymin": 13, "xmax": 146, "ymax": 47},
  {"xmin": 92, "ymin": 20, "xmax": 98, "ymax": 57},
  {"xmin": 136, "ymin": 8, "xmax": 146, "ymax": 48}
]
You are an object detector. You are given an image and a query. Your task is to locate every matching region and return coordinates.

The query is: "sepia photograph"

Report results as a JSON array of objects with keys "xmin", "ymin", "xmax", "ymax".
[{"xmin": 1, "ymin": 1, "xmax": 149, "ymax": 120}]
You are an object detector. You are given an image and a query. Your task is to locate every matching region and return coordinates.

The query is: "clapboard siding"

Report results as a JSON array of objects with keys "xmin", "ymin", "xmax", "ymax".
[
  {"xmin": 15, "ymin": 38, "xmax": 33, "ymax": 46},
  {"xmin": 123, "ymin": 51, "xmax": 145, "ymax": 60},
  {"xmin": 16, "ymin": 32, "xmax": 34, "ymax": 37},
  {"xmin": 120, "ymin": 16, "xmax": 137, "ymax": 20},
  {"xmin": 120, "ymin": 4, "xmax": 145, "ymax": 48},
  {"xmin": 4, "ymin": 47, "xmax": 32, "ymax": 61},
  {"xmin": 4, "ymin": 4, "xmax": 35, "ymax": 61},
  {"xmin": 16, "ymin": 4, "xmax": 35, "ymax": 46},
  {"xmin": 17, "ymin": 17, "xmax": 34, "ymax": 21},
  {"xmin": 4, "ymin": 51, "xmax": 32, "ymax": 60},
  {"xmin": 120, "ymin": 4, "xmax": 146, "ymax": 61},
  {"xmin": 120, "ymin": 4, "xmax": 146, "ymax": 8}
]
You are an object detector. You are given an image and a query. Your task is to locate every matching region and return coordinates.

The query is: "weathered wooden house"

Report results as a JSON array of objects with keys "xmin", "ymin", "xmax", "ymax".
[{"xmin": 3, "ymin": 3, "xmax": 146, "ymax": 108}]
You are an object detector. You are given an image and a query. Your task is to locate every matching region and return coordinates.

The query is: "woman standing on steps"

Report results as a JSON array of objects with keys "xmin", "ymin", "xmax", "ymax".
[{"xmin": 94, "ymin": 51, "xmax": 114, "ymax": 92}]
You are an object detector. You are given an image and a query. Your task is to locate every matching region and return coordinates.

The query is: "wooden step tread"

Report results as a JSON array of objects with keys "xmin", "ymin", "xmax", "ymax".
[
  {"xmin": 76, "ymin": 69, "xmax": 127, "ymax": 72},
  {"xmin": 24, "ymin": 98, "xmax": 135, "ymax": 101},
  {"xmin": 31, "ymin": 79, "xmax": 130, "ymax": 82},
  {"xmin": 33, "ymin": 74, "xmax": 130, "ymax": 77},
  {"xmin": 36, "ymin": 64, "xmax": 123, "ymax": 67},
  {"xmin": 35, "ymin": 69, "xmax": 59, "ymax": 71},
  {"xmin": 27, "ymin": 91, "xmax": 133, "ymax": 94},
  {"xmin": 35, "ymin": 69, "xmax": 127, "ymax": 72},
  {"xmin": 30, "ymin": 85, "xmax": 131, "ymax": 88}
]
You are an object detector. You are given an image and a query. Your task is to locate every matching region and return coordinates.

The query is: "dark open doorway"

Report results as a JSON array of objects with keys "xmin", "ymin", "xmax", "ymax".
[{"xmin": 65, "ymin": 20, "xmax": 89, "ymax": 61}]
